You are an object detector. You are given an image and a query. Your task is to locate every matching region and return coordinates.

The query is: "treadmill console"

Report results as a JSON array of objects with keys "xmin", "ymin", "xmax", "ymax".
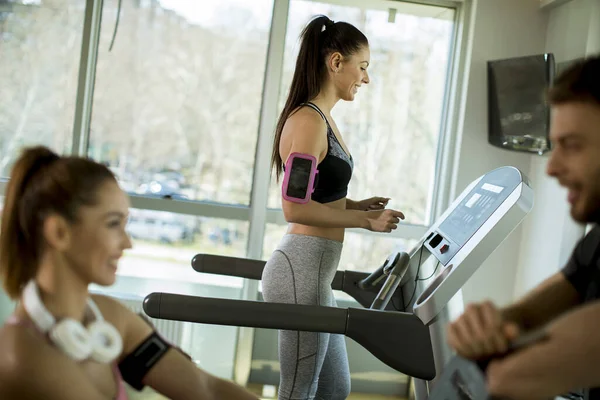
[
  {"xmin": 413, "ymin": 166, "xmax": 533, "ymax": 325},
  {"xmin": 424, "ymin": 167, "xmax": 525, "ymax": 266}
]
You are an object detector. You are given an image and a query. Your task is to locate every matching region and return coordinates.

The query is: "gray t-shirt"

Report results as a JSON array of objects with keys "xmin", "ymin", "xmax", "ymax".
[{"xmin": 561, "ymin": 224, "xmax": 600, "ymax": 400}]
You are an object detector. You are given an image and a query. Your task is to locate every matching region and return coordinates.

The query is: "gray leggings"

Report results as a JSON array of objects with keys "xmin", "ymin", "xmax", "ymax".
[{"xmin": 261, "ymin": 234, "xmax": 351, "ymax": 400}]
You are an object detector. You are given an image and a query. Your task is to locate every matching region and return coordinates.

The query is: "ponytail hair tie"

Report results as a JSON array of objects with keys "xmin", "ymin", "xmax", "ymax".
[{"xmin": 322, "ymin": 19, "xmax": 335, "ymax": 32}]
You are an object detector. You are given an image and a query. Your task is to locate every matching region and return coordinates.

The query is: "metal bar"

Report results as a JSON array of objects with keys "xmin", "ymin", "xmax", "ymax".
[
  {"xmin": 426, "ymin": 0, "xmax": 461, "ymax": 225},
  {"xmin": 144, "ymin": 293, "xmax": 348, "ymax": 334},
  {"xmin": 233, "ymin": 0, "xmax": 291, "ymax": 387},
  {"xmin": 358, "ymin": 251, "xmax": 403, "ymax": 290},
  {"xmin": 144, "ymin": 292, "xmax": 436, "ymax": 380},
  {"xmin": 370, "ymin": 252, "xmax": 411, "ymax": 309},
  {"xmin": 0, "ymin": 186, "xmax": 252, "ymax": 224},
  {"xmin": 539, "ymin": 0, "xmax": 575, "ymax": 11},
  {"xmin": 431, "ymin": 0, "xmax": 473, "ymax": 218},
  {"xmin": 303, "ymin": 0, "xmax": 461, "ymax": 15},
  {"xmin": 128, "ymin": 195, "xmax": 250, "ymax": 221},
  {"xmin": 71, "ymin": 0, "xmax": 103, "ymax": 157},
  {"xmin": 245, "ymin": 0, "xmax": 290, "ymax": 262},
  {"xmin": 191, "ymin": 254, "xmax": 266, "ymax": 280},
  {"xmin": 414, "ymin": 2, "xmax": 477, "ymax": 396}
]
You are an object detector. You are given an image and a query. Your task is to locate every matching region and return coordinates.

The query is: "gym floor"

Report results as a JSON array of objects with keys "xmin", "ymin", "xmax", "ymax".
[
  {"xmin": 125, "ymin": 384, "xmax": 404, "ymax": 399},
  {"xmin": 245, "ymin": 384, "xmax": 404, "ymax": 400}
]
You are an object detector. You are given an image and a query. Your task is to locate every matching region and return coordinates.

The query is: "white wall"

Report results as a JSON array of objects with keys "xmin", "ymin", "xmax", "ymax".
[
  {"xmin": 546, "ymin": 0, "xmax": 600, "ymax": 60},
  {"xmin": 451, "ymin": 0, "xmax": 549, "ymax": 307},
  {"xmin": 451, "ymin": 0, "xmax": 600, "ymax": 306},
  {"xmin": 513, "ymin": 0, "xmax": 600, "ymax": 298}
]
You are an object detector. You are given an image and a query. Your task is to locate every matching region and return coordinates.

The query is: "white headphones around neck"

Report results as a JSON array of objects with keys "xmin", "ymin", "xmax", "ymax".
[{"xmin": 22, "ymin": 280, "xmax": 123, "ymax": 363}]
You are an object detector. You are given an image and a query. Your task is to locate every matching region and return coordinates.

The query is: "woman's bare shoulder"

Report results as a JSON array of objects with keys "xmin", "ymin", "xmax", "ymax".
[
  {"xmin": 89, "ymin": 293, "xmax": 134, "ymax": 334},
  {"xmin": 0, "ymin": 322, "xmax": 109, "ymax": 400},
  {"xmin": 0, "ymin": 321, "xmax": 47, "ymax": 364},
  {"xmin": 286, "ymin": 105, "xmax": 327, "ymax": 134},
  {"xmin": 281, "ymin": 106, "xmax": 328, "ymax": 159},
  {"xmin": 0, "ymin": 324, "xmax": 54, "ymax": 396}
]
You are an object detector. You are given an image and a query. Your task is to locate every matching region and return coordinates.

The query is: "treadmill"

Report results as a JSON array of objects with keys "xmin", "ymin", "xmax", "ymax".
[{"xmin": 143, "ymin": 166, "xmax": 534, "ymax": 399}]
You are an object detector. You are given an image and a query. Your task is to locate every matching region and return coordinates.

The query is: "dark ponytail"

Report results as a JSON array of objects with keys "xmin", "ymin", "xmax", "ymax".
[
  {"xmin": 270, "ymin": 15, "xmax": 368, "ymax": 181},
  {"xmin": 0, "ymin": 146, "xmax": 116, "ymax": 299}
]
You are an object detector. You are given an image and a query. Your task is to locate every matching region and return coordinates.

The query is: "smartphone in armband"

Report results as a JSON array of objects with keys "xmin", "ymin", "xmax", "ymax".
[{"xmin": 282, "ymin": 153, "xmax": 318, "ymax": 204}]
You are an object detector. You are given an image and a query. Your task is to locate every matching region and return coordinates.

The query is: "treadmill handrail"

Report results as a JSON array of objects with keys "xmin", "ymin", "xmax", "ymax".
[
  {"xmin": 371, "ymin": 252, "xmax": 411, "ymax": 310},
  {"xmin": 357, "ymin": 251, "xmax": 407, "ymax": 290},
  {"xmin": 144, "ymin": 292, "xmax": 347, "ymax": 333},
  {"xmin": 193, "ymin": 253, "xmax": 350, "ymax": 291},
  {"xmin": 192, "ymin": 254, "xmax": 266, "ymax": 280},
  {"xmin": 143, "ymin": 292, "xmax": 436, "ymax": 380},
  {"xmin": 191, "ymin": 254, "xmax": 407, "ymax": 310}
]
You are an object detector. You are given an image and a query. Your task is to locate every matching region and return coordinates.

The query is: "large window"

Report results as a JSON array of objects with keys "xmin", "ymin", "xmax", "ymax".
[
  {"xmin": 267, "ymin": 0, "xmax": 455, "ymax": 227},
  {"xmin": 0, "ymin": 0, "xmax": 85, "ymax": 177},
  {"xmin": 0, "ymin": 0, "xmax": 460, "ymax": 396},
  {"xmin": 90, "ymin": 0, "xmax": 274, "ymax": 205},
  {"xmin": 122, "ymin": 208, "xmax": 248, "ymax": 286}
]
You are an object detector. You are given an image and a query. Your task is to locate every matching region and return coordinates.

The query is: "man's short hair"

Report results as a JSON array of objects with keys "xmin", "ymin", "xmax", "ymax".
[{"xmin": 547, "ymin": 55, "xmax": 600, "ymax": 106}]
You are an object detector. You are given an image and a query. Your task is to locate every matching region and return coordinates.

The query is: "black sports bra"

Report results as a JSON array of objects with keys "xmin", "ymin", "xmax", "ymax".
[{"xmin": 301, "ymin": 102, "xmax": 354, "ymax": 203}]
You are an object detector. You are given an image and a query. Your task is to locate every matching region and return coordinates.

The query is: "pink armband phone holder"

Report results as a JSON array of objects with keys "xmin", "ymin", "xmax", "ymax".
[{"xmin": 282, "ymin": 152, "xmax": 318, "ymax": 204}]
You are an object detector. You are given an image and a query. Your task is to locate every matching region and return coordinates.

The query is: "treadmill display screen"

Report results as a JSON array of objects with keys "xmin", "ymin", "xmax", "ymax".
[
  {"xmin": 438, "ymin": 169, "xmax": 522, "ymax": 248},
  {"xmin": 482, "ymin": 183, "xmax": 504, "ymax": 193}
]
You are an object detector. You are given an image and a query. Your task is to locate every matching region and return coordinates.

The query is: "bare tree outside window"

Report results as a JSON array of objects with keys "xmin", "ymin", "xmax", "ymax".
[
  {"xmin": 0, "ymin": 0, "xmax": 85, "ymax": 174},
  {"xmin": 90, "ymin": 0, "xmax": 273, "ymax": 205}
]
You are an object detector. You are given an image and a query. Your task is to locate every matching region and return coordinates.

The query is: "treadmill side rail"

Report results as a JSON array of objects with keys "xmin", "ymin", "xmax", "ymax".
[
  {"xmin": 191, "ymin": 254, "xmax": 266, "ymax": 280},
  {"xmin": 143, "ymin": 292, "xmax": 347, "ymax": 333},
  {"xmin": 143, "ymin": 292, "xmax": 435, "ymax": 380},
  {"xmin": 346, "ymin": 308, "xmax": 436, "ymax": 380}
]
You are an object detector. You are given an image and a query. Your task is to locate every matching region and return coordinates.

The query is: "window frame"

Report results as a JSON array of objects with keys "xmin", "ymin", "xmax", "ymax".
[
  {"xmin": 0, "ymin": 0, "xmax": 470, "ymax": 387},
  {"xmin": 0, "ymin": 0, "xmax": 464, "ymax": 253}
]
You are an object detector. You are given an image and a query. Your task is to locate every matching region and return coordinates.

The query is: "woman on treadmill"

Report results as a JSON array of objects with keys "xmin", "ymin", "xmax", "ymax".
[{"xmin": 262, "ymin": 14, "xmax": 406, "ymax": 400}]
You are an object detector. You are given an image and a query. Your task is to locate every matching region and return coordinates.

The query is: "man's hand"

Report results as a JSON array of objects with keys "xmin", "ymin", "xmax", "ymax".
[{"xmin": 447, "ymin": 301, "xmax": 520, "ymax": 360}]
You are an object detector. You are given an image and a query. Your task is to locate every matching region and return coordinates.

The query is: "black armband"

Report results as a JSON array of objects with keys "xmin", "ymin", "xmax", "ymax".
[{"xmin": 118, "ymin": 331, "xmax": 172, "ymax": 391}]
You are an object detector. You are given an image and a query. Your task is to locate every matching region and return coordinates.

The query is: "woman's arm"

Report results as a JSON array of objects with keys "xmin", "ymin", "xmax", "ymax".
[
  {"xmin": 280, "ymin": 113, "xmax": 402, "ymax": 229},
  {"xmin": 144, "ymin": 351, "xmax": 258, "ymax": 400},
  {"xmin": 346, "ymin": 197, "xmax": 390, "ymax": 211},
  {"xmin": 346, "ymin": 198, "xmax": 359, "ymax": 210},
  {"xmin": 284, "ymin": 199, "xmax": 369, "ymax": 228},
  {"xmin": 115, "ymin": 300, "xmax": 258, "ymax": 400}
]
